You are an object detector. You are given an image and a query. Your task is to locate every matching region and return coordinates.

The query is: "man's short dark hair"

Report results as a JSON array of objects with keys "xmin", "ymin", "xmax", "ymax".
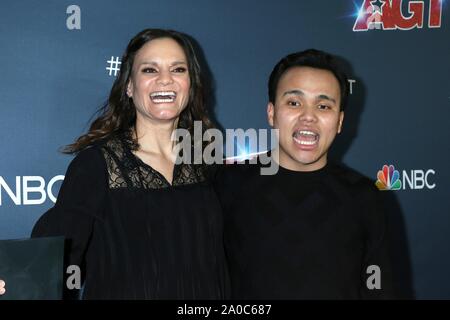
[{"xmin": 268, "ymin": 49, "xmax": 349, "ymax": 111}]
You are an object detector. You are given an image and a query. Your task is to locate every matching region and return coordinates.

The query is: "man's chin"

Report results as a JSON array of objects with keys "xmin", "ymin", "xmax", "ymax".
[{"xmin": 283, "ymin": 152, "xmax": 328, "ymax": 171}]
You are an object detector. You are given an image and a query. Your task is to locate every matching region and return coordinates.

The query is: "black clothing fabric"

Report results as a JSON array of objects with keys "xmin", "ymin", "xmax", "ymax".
[
  {"xmin": 32, "ymin": 133, "xmax": 229, "ymax": 299},
  {"xmin": 214, "ymin": 159, "xmax": 395, "ymax": 299}
]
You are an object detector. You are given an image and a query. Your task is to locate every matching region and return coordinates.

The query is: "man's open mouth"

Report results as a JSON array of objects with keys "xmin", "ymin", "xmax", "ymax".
[{"xmin": 292, "ymin": 130, "xmax": 319, "ymax": 146}]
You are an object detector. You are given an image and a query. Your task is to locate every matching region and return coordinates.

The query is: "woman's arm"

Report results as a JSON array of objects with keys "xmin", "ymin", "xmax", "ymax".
[{"xmin": 31, "ymin": 146, "xmax": 108, "ymax": 298}]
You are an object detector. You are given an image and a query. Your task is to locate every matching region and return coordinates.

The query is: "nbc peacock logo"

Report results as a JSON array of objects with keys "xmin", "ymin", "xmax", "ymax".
[{"xmin": 375, "ymin": 164, "xmax": 402, "ymax": 191}]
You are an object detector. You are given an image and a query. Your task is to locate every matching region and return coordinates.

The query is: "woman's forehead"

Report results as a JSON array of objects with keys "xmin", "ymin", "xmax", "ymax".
[{"xmin": 135, "ymin": 38, "xmax": 187, "ymax": 62}]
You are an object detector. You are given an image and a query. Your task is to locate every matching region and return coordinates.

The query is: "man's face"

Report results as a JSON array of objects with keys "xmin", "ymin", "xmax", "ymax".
[{"xmin": 267, "ymin": 66, "xmax": 344, "ymax": 172}]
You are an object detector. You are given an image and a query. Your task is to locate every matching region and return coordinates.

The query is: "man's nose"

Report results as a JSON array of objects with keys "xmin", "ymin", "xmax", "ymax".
[{"xmin": 299, "ymin": 105, "xmax": 317, "ymax": 123}]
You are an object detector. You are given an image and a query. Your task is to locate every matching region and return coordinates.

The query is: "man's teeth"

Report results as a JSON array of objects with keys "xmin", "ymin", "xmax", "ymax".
[
  {"xmin": 293, "ymin": 130, "xmax": 319, "ymax": 145},
  {"xmin": 294, "ymin": 138, "xmax": 317, "ymax": 145},
  {"xmin": 298, "ymin": 130, "xmax": 317, "ymax": 136},
  {"xmin": 150, "ymin": 91, "xmax": 176, "ymax": 102}
]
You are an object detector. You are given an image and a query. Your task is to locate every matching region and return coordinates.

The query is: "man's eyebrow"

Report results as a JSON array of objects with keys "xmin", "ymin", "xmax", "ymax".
[
  {"xmin": 282, "ymin": 89, "xmax": 304, "ymax": 97},
  {"xmin": 317, "ymin": 94, "xmax": 336, "ymax": 104},
  {"xmin": 282, "ymin": 90, "xmax": 337, "ymax": 104}
]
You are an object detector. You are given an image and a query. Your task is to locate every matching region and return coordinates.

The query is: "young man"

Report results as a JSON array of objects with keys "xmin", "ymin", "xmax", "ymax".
[{"xmin": 215, "ymin": 49, "xmax": 395, "ymax": 299}]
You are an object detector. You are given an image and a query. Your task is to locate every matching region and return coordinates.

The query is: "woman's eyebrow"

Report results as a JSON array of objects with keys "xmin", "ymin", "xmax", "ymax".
[{"xmin": 138, "ymin": 60, "xmax": 187, "ymax": 66}]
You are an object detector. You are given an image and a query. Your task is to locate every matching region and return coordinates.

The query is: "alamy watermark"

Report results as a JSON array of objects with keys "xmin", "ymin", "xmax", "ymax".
[
  {"xmin": 64, "ymin": 264, "xmax": 383, "ymax": 292},
  {"xmin": 171, "ymin": 121, "xmax": 279, "ymax": 175}
]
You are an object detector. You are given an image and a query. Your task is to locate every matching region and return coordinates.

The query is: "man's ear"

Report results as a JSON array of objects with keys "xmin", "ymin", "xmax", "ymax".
[
  {"xmin": 337, "ymin": 111, "xmax": 344, "ymax": 134},
  {"xmin": 267, "ymin": 102, "xmax": 275, "ymax": 127}
]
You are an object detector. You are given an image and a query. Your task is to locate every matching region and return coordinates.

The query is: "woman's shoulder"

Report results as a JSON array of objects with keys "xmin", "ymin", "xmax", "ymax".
[
  {"xmin": 68, "ymin": 139, "xmax": 111, "ymax": 174},
  {"xmin": 94, "ymin": 132, "xmax": 130, "ymax": 161},
  {"xmin": 73, "ymin": 133, "xmax": 123, "ymax": 161},
  {"xmin": 70, "ymin": 132, "xmax": 134, "ymax": 177}
]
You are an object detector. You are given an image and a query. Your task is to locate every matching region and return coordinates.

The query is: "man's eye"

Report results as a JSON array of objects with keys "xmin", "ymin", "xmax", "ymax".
[
  {"xmin": 142, "ymin": 68, "xmax": 157, "ymax": 73},
  {"xmin": 318, "ymin": 104, "xmax": 331, "ymax": 110},
  {"xmin": 172, "ymin": 67, "xmax": 187, "ymax": 73},
  {"xmin": 288, "ymin": 101, "xmax": 300, "ymax": 107}
]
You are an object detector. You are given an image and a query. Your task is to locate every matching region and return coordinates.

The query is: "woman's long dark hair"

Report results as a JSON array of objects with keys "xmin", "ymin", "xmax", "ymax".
[{"xmin": 63, "ymin": 28, "xmax": 214, "ymax": 154}]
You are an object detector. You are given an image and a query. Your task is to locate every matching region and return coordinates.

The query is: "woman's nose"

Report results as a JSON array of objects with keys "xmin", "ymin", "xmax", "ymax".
[{"xmin": 156, "ymin": 70, "xmax": 174, "ymax": 85}]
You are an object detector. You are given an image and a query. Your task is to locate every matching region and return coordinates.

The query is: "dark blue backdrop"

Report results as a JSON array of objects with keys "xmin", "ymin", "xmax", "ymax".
[{"xmin": 0, "ymin": 0, "xmax": 449, "ymax": 299}]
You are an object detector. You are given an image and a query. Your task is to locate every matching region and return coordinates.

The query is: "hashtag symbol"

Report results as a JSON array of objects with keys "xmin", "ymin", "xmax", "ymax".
[{"xmin": 106, "ymin": 56, "xmax": 121, "ymax": 76}]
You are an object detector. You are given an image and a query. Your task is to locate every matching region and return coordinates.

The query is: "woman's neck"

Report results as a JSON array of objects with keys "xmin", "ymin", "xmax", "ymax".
[{"xmin": 134, "ymin": 116, "xmax": 179, "ymax": 157}]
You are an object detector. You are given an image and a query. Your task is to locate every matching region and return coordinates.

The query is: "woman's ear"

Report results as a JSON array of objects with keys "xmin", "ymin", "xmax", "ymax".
[{"xmin": 126, "ymin": 81, "xmax": 133, "ymax": 98}]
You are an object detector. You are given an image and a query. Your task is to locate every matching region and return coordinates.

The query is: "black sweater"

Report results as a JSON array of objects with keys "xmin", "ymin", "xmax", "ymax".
[{"xmin": 214, "ymin": 159, "xmax": 396, "ymax": 299}]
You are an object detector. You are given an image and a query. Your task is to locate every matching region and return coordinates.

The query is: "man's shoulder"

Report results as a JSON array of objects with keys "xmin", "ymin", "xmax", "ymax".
[
  {"xmin": 221, "ymin": 153, "xmax": 268, "ymax": 177},
  {"xmin": 327, "ymin": 163, "xmax": 378, "ymax": 195},
  {"xmin": 213, "ymin": 155, "xmax": 265, "ymax": 193}
]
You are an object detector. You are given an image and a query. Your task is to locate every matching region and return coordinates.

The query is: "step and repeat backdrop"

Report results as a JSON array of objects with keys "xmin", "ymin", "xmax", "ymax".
[{"xmin": 0, "ymin": 1, "xmax": 448, "ymax": 299}]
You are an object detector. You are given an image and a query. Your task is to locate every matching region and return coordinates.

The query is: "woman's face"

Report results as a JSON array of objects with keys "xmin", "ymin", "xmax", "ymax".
[{"xmin": 127, "ymin": 37, "xmax": 191, "ymax": 123}]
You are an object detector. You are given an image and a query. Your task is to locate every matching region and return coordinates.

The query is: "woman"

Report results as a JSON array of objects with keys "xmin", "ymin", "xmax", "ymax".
[{"xmin": 1, "ymin": 29, "xmax": 229, "ymax": 299}]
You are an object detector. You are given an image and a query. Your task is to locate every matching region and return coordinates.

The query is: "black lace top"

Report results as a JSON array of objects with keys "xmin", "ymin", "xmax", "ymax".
[
  {"xmin": 102, "ymin": 132, "xmax": 209, "ymax": 189},
  {"xmin": 31, "ymin": 133, "xmax": 229, "ymax": 299}
]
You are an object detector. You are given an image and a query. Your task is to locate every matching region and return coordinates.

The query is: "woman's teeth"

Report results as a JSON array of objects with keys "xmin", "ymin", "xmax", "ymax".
[
  {"xmin": 150, "ymin": 91, "xmax": 176, "ymax": 103},
  {"xmin": 293, "ymin": 130, "xmax": 319, "ymax": 146}
]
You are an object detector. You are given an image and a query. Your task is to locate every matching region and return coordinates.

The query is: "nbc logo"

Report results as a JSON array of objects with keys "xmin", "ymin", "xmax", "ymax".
[
  {"xmin": 0, "ymin": 175, "xmax": 64, "ymax": 206},
  {"xmin": 375, "ymin": 165, "xmax": 436, "ymax": 191},
  {"xmin": 376, "ymin": 165, "xmax": 402, "ymax": 190}
]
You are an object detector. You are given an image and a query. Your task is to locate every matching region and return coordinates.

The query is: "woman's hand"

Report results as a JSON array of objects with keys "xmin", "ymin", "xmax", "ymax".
[{"xmin": 0, "ymin": 279, "xmax": 5, "ymax": 295}]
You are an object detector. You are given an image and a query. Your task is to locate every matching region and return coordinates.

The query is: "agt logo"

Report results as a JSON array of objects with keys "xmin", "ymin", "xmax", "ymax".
[
  {"xmin": 353, "ymin": 0, "xmax": 443, "ymax": 31},
  {"xmin": 375, "ymin": 165, "xmax": 436, "ymax": 190}
]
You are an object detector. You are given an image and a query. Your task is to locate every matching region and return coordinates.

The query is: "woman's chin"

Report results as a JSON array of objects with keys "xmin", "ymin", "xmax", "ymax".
[
  {"xmin": 145, "ymin": 108, "xmax": 181, "ymax": 121},
  {"xmin": 156, "ymin": 111, "xmax": 181, "ymax": 121}
]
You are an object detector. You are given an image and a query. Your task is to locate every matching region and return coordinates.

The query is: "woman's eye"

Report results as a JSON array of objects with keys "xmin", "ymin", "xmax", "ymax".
[
  {"xmin": 142, "ymin": 68, "xmax": 157, "ymax": 73},
  {"xmin": 172, "ymin": 67, "xmax": 187, "ymax": 73}
]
